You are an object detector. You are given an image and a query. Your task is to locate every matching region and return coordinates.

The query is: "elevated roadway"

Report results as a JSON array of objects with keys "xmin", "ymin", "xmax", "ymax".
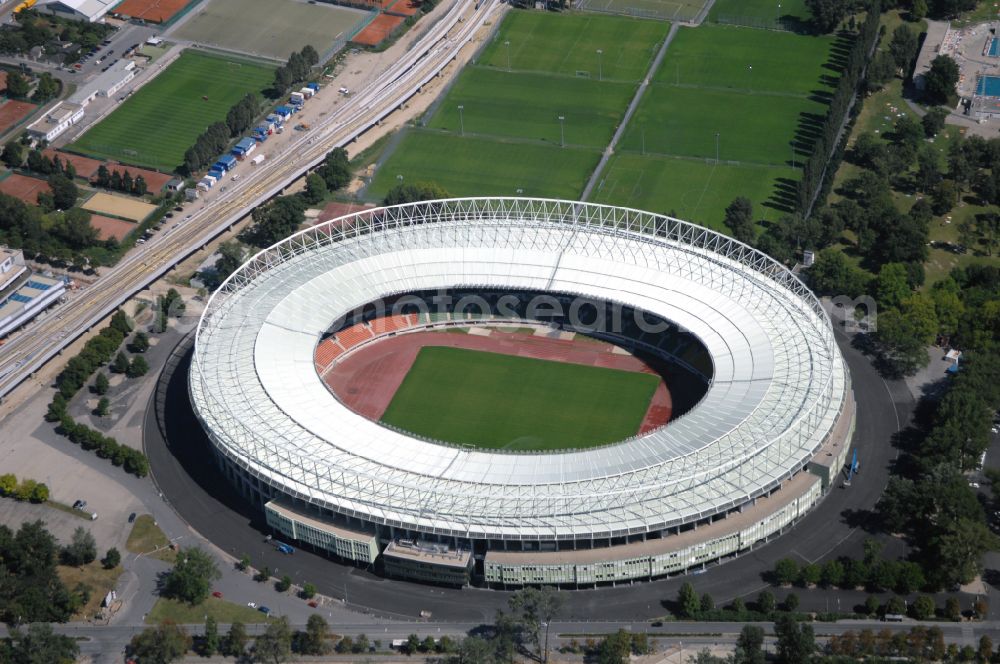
[{"xmin": 0, "ymin": 0, "xmax": 502, "ymax": 400}]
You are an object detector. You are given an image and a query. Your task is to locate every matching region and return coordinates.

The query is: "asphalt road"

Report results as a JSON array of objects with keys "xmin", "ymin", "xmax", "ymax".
[{"xmin": 143, "ymin": 320, "xmax": 940, "ymax": 623}]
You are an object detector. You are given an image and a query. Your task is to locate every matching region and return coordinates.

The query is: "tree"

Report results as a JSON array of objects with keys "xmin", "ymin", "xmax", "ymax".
[
  {"xmin": 3, "ymin": 623, "xmax": 79, "ymax": 664},
  {"xmin": 298, "ymin": 614, "xmax": 329, "ymax": 655},
  {"xmin": 0, "ymin": 521, "xmax": 76, "ymax": 623},
  {"xmin": 276, "ymin": 574, "xmax": 292, "ymax": 592},
  {"xmin": 94, "ymin": 372, "xmax": 109, "ymax": 395},
  {"xmin": 301, "ymin": 44, "xmax": 319, "ymax": 66},
  {"xmin": 383, "ymin": 181, "xmax": 450, "ymax": 206},
  {"xmin": 924, "ymin": 54, "xmax": 960, "ymax": 105},
  {"xmin": 201, "ymin": 615, "xmax": 219, "ymax": 656},
  {"xmin": 32, "ymin": 72, "xmax": 59, "ymax": 102},
  {"xmin": 29, "ymin": 482, "xmax": 48, "ymax": 503},
  {"xmin": 889, "ymin": 24, "xmax": 919, "ymax": 73},
  {"xmin": 0, "ymin": 473, "xmax": 16, "ymax": 496},
  {"xmin": 723, "ymin": 196, "xmax": 755, "ymax": 245},
  {"xmin": 95, "ymin": 396, "xmax": 109, "ymax": 417},
  {"xmin": 874, "ymin": 262, "xmax": 912, "ymax": 309},
  {"xmin": 317, "ymin": 148, "xmax": 351, "ymax": 190},
  {"xmin": 236, "ymin": 553, "xmax": 251, "ymax": 572},
  {"xmin": 162, "ymin": 547, "xmax": 221, "ymax": 605},
  {"xmin": 61, "ymin": 526, "xmax": 96, "ymax": 566},
  {"xmin": 678, "ymin": 581, "xmax": 700, "ymax": 618},
  {"xmin": 129, "ymin": 331, "xmax": 149, "ymax": 353},
  {"xmin": 923, "ymin": 106, "xmax": 948, "ymax": 137},
  {"xmin": 929, "ymin": 518, "xmax": 1000, "ymax": 586},
  {"xmin": 799, "ymin": 563, "xmax": 821, "ymax": 587},
  {"xmin": 128, "ymin": 622, "xmax": 190, "ymax": 664},
  {"xmin": 911, "ymin": 0, "xmax": 928, "ymax": 19},
  {"xmin": 303, "ymin": 172, "xmax": 328, "ymax": 205},
  {"xmin": 5, "ymin": 71, "xmax": 30, "ymax": 99},
  {"xmin": 224, "ymin": 622, "xmax": 248, "ymax": 657},
  {"xmin": 700, "ymin": 592, "xmax": 714, "ymax": 612},
  {"xmin": 875, "ymin": 294, "xmax": 939, "ymax": 375},
  {"xmin": 773, "ymin": 615, "xmax": 815, "ymax": 664},
  {"xmin": 113, "ymin": 351, "xmax": 130, "ymax": 374},
  {"xmin": 47, "ymin": 174, "xmax": 78, "ymax": 210},
  {"xmin": 773, "ymin": 557, "xmax": 799, "ymax": 585},
  {"xmin": 911, "ymin": 595, "xmax": 936, "ymax": 620},
  {"xmin": 734, "ymin": 625, "xmax": 765, "ymax": 664},
  {"xmin": 2, "ymin": 140, "xmax": 24, "ymax": 169},
  {"xmin": 126, "ymin": 355, "xmax": 148, "ymax": 378},
  {"xmin": 254, "ymin": 616, "xmax": 293, "ymax": 663},
  {"xmin": 508, "ymin": 586, "xmax": 563, "ymax": 661},
  {"xmin": 806, "ymin": 0, "xmax": 848, "ymax": 32},
  {"xmin": 757, "ymin": 590, "xmax": 776, "ymax": 614},
  {"xmin": 945, "ymin": 597, "xmax": 962, "ymax": 621},
  {"xmin": 820, "ymin": 559, "xmax": 844, "ymax": 588},
  {"xmin": 101, "ymin": 547, "xmax": 120, "ymax": 569},
  {"xmin": 784, "ymin": 592, "xmax": 800, "ymax": 611},
  {"xmin": 301, "ymin": 581, "xmax": 316, "ymax": 599}
]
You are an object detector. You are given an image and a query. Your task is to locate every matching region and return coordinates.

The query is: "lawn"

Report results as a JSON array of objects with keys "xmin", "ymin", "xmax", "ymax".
[
  {"xmin": 380, "ymin": 346, "xmax": 659, "ymax": 451},
  {"xmin": 619, "ymin": 85, "xmax": 824, "ymax": 165},
  {"xmin": 70, "ymin": 51, "xmax": 274, "ymax": 172},
  {"xmin": 367, "ymin": 130, "xmax": 600, "ymax": 200},
  {"xmin": 652, "ymin": 24, "xmax": 838, "ymax": 97},
  {"xmin": 477, "ymin": 11, "xmax": 669, "ymax": 82},
  {"xmin": 146, "ymin": 597, "xmax": 272, "ymax": 625},
  {"xmin": 709, "ymin": 0, "xmax": 809, "ymax": 22},
  {"xmin": 428, "ymin": 68, "xmax": 635, "ymax": 148},
  {"xmin": 58, "ymin": 561, "xmax": 122, "ymax": 620},
  {"xmin": 590, "ymin": 153, "xmax": 797, "ymax": 229},
  {"xmin": 126, "ymin": 514, "xmax": 177, "ymax": 563},
  {"xmin": 576, "ymin": 0, "xmax": 704, "ymax": 21}
]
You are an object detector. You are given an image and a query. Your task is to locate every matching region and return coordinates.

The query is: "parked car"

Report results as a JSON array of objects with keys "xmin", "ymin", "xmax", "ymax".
[
  {"xmin": 72, "ymin": 499, "xmax": 86, "ymax": 509},
  {"xmin": 212, "ymin": 591, "xmax": 223, "ymax": 598},
  {"xmin": 128, "ymin": 512, "xmax": 136, "ymax": 523},
  {"xmin": 258, "ymin": 606, "xmax": 271, "ymax": 615},
  {"xmin": 247, "ymin": 602, "xmax": 257, "ymax": 609}
]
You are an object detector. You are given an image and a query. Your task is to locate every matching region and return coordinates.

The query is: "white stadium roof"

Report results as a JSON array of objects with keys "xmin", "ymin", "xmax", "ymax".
[{"xmin": 191, "ymin": 198, "xmax": 848, "ymax": 541}]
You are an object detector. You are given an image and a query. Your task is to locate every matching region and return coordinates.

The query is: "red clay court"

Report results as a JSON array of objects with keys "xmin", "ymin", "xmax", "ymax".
[
  {"xmin": 88, "ymin": 214, "xmax": 135, "ymax": 242},
  {"xmin": 113, "ymin": 0, "xmax": 190, "ymax": 23},
  {"xmin": 319, "ymin": 325, "xmax": 673, "ymax": 436},
  {"xmin": 43, "ymin": 150, "xmax": 174, "ymax": 191},
  {"xmin": 352, "ymin": 14, "xmax": 405, "ymax": 46},
  {"xmin": 386, "ymin": 0, "xmax": 422, "ymax": 16},
  {"xmin": 0, "ymin": 174, "xmax": 51, "ymax": 205},
  {"xmin": 0, "ymin": 100, "xmax": 37, "ymax": 136}
]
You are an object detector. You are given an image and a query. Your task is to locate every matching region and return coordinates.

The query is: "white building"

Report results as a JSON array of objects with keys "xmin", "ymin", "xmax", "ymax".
[
  {"xmin": 35, "ymin": 0, "xmax": 116, "ymax": 22},
  {"xmin": 26, "ymin": 101, "xmax": 84, "ymax": 142},
  {"xmin": 68, "ymin": 60, "xmax": 136, "ymax": 107},
  {"xmin": 0, "ymin": 249, "xmax": 67, "ymax": 340}
]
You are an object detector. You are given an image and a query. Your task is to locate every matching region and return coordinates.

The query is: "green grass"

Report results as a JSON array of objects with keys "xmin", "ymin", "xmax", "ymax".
[
  {"xmin": 590, "ymin": 152, "xmax": 797, "ymax": 229},
  {"xmin": 428, "ymin": 68, "xmax": 634, "ymax": 148},
  {"xmin": 709, "ymin": 0, "xmax": 809, "ymax": 22},
  {"xmin": 126, "ymin": 514, "xmax": 177, "ymax": 563},
  {"xmin": 71, "ymin": 51, "xmax": 274, "ymax": 172},
  {"xmin": 146, "ymin": 597, "xmax": 272, "ymax": 625},
  {"xmin": 367, "ymin": 130, "xmax": 600, "ymax": 200},
  {"xmin": 652, "ymin": 24, "xmax": 837, "ymax": 97},
  {"xmin": 380, "ymin": 346, "xmax": 659, "ymax": 451},
  {"xmin": 477, "ymin": 11, "xmax": 669, "ymax": 82},
  {"xmin": 620, "ymin": 85, "xmax": 824, "ymax": 165}
]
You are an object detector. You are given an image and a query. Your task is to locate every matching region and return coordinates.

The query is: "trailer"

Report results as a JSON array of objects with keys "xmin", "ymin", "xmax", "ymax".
[
  {"xmin": 299, "ymin": 87, "xmax": 314, "ymax": 99},
  {"xmin": 213, "ymin": 154, "xmax": 238, "ymax": 172},
  {"xmin": 290, "ymin": 91, "xmax": 305, "ymax": 104},
  {"xmin": 251, "ymin": 154, "xmax": 265, "ymax": 166},
  {"xmin": 232, "ymin": 137, "xmax": 257, "ymax": 158},
  {"xmin": 207, "ymin": 169, "xmax": 224, "ymax": 182},
  {"xmin": 306, "ymin": 82, "xmax": 320, "ymax": 91}
]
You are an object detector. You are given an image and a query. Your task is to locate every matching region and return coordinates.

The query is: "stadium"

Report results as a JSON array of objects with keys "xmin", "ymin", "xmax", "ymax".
[{"xmin": 189, "ymin": 197, "xmax": 855, "ymax": 588}]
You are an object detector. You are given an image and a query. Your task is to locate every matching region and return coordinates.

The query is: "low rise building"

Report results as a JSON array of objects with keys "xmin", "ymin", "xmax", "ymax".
[
  {"xmin": 382, "ymin": 540, "xmax": 473, "ymax": 587},
  {"xmin": 26, "ymin": 101, "xmax": 84, "ymax": 142},
  {"xmin": 0, "ymin": 249, "xmax": 67, "ymax": 339},
  {"xmin": 36, "ymin": 0, "xmax": 116, "ymax": 22},
  {"xmin": 68, "ymin": 60, "xmax": 136, "ymax": 108}
]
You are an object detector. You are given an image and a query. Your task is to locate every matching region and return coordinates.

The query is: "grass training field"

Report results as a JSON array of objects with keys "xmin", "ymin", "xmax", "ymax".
[
  {"xmin": 428, "ymin": 68, "xmax": 634, "ymax": 148},
  {"xmin": 368, "ymin": 11, "xmax": 664, "ymax": 201},
  {"xmin": 477, "ymin": 12, "xmax": 669, "ymax": 81},
  {"xmin": 709, "ymin": 0, "xmax": 809, "ymax": 22},
  {"xmin": 173, "ymin": 0, "xmax": 368, "ymax": 61},
  {"xmin": 71, "ymin": 51, "xmax": 274, "ymax": 172},
  {"xmin": 367, "ymin": 131, "xmax": 600, "ymax": 200},
  {"xmin": 590, "ymin": 153, "xmax": 798, "ymax": 229},
  {"xmin": 576, "ymin": 0, "xmax": 706, "ymax": 21},
  {"xmin": 381, "ymin": 347, "xmax": 659, "ymax": 451}
]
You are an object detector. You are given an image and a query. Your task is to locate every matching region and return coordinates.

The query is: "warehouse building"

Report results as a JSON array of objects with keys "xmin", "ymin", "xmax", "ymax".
[
  {"xmin": 0, "ymin": 249, "xmax": 67, "ymax": 340},
  {"xmin": 35, "ymin": 0, "xmax": 116, "ymax": 22},
  {"xmin": 26, "ymin": 101, "xmax": 84, "ymax": 142}
]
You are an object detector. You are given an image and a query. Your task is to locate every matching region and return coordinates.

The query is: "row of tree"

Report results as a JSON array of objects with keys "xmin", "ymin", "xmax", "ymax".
[
  {"xmin": 271, "ymin": 45, "xmax": 319, "ymax": 96},
  {"xmin": 0, "ymin": 623, "xmax": 79, "ymax": 663},
  {"xmin": 828, "ymin": 625, "xmax": 992, "ymax": 663},
  {"xmin": 0, "ymin": 70, "xmax": 58, "ymax": 103},
  {"xmin": 0, "ymin": 521, "xmax": 83, "ymax": 624},
  {"xmin": 93, "ymin": 165, "xmax": 149, "ymax": 197},
  {"xmin": 771, "ymin": 543, "xmax": 927, "ymax": 595},
  {"xmin": 0, "ymin": 473, "xmax": 49, "ymax": 504},
  {"xmin": 52, "ymin": 310, "xmax": 132, "ymax": 398},
  {"xmin": 0, "ymin": 8, "xmax": 112, "ymax": 57},
  {"xmin": 797, "ymin": 0, "xmax": 882, "ymax": 216},
  {"xmin": 53, "ymin": 416, "xmax": 149, "ymax": 477}
]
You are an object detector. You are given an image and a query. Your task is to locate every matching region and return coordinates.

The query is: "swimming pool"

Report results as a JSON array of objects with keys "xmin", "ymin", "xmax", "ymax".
[{"xmin": 977, "ymin": 75, "xmax": 1000, "ymax": 96}]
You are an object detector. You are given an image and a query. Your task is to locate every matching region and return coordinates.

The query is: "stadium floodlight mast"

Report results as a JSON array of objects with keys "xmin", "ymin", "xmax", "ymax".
[
  {"xmin": 596, "ymin": 49, "xmax": 603, "ymax": 81},
  {"xmin": 558, "ymin": 115, "xmax": 565, "ymax": 147},
  {"xmin": 457, "ymin": 105, "xmax": 465, "ymax": 136},
  {"xmin": 715, "ymin": 132, "xmax": 720, "ymax": 163},
  {"xmin": 748, "ymin": 64, "xmax": 753, "ymax": 92},
  {"xmin": 505, "ymin": 40, "xmax": 511, "ymax": 71}
]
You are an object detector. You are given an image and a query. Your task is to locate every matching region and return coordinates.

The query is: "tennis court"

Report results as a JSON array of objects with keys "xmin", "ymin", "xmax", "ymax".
[
  {"xmin": 977, "ymin": 75, "xmax": 1000, "ymax": 96},
  {"xmin": 0, "ymin": 174, "xmax": 50, "ymax": 205},
  {"xmin": 173, "ymin": 0, "xmax": 368, "ymax": 61},
  {"xmin": 0, "ymin": 100, "xmax": 37, "ymax": 136}
]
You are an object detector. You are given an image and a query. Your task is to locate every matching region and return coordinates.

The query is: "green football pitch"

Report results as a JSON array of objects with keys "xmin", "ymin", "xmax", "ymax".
[
  {"xmin": 708, "ymin": 0, "xmax": 809, "ymax": 22},
  {"xmin": 380, "ymin": 347, "xmax": 660, "ymax": 451},
  {"xmin": 590, "ymin": 152, "xmax": 798, "ymax": 229},
  {"xmin": 71, "ymin": 51, "xmax": 274, "ymax": 172},
  {"xmin": 367, "ymin": 131, "xmax": 600, "ymax": 200}
]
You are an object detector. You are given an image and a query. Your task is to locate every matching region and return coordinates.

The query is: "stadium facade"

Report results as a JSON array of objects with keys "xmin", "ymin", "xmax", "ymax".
[{"xmin": 190, "ymin": 198, "xmax": 855, "ymax": 588}]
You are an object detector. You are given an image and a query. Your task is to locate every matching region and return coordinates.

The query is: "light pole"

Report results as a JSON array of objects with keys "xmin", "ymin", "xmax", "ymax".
[
  {"xmin": 558, "ymin": 115, "xmax": 565, "ymax": 147},
  {"xmin": 715, "ymin": 132, "xmax": 720, "ymax": 163},
  {"xmin": 748, "ymin": 64, "xmax": 753, "ymax": 92},
  {"xmin": 777, "ymin": 1, "xmax": 781, "ymax": 20},
  {"xmin": 397, "ymin": 174, "xmax": 404, "ymax": 185},
  {"xmin": 505, "ymin": 40, "xmax": 511, "ymax": 71},
  {"xmin": 596, "ymin": 49, "xmax": 603, "ymax": 81},
  {"xmin": 457, "ymin": 104, "xmax": 464, "ymax": 136}
]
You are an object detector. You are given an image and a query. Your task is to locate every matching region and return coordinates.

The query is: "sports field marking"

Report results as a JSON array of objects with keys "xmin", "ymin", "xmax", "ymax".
[
  {"xmin": 70, "ymin": 51, "xmax": 274, "ymax": 172},
  {"xmin": 380, "ymin": 346, "xmax": 659, "ymax": 451}
]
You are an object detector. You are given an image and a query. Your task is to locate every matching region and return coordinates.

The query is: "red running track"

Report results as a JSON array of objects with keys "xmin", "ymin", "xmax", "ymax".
[{"xmin": 321, "ymin": 328, "xmax": 672, "ymax": 435}]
